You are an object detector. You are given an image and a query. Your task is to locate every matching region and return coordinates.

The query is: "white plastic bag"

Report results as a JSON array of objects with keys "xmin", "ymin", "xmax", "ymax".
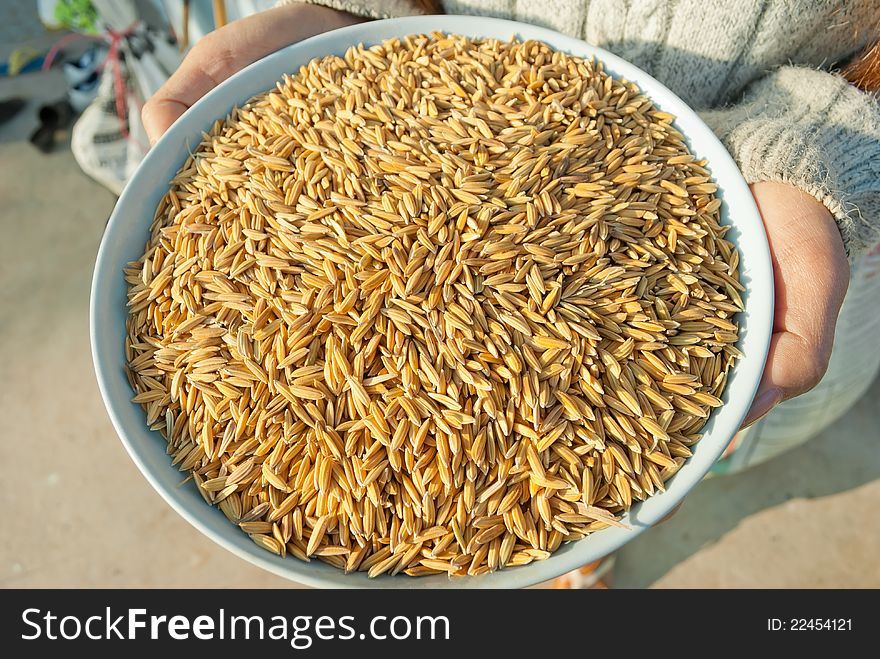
[{"xmin": 70, "ymin": 59, "xmax": 146, "ymax": 195}]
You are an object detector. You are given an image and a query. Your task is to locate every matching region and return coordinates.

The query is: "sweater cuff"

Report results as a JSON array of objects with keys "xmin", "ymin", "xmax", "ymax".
[
  {"xmin": 700, "ymin": 67, "xmax": 880, "ymax": 258},
  {"xmin": 277, "ymin": 0, "xmax": 434, "ymax": 20}
]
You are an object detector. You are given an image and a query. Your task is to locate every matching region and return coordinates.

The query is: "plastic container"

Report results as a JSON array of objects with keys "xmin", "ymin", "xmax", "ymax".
[{"xmin": 90, "ymin": 15, "xmax": 774, "ymax": 588}]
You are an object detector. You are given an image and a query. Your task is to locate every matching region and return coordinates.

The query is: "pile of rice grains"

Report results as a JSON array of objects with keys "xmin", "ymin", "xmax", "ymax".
[{"xmin": 125, "ymin": 34, "xmax": 743, "ymax": 577}]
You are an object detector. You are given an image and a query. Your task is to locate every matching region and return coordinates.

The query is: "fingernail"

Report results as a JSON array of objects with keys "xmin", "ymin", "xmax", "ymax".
[
  {"xmin": 742, "ymin": 387, "xmax": 783, "ymax": 428},
  {"xmin": 658, "ymin": 502, "xmax": 682, "ymax": 524}
]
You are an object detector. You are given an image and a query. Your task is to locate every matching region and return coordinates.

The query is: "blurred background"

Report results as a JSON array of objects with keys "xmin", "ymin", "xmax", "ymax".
[{"xmin": 1, "ymin": 0, "xmax": 878, "ymax": 588}]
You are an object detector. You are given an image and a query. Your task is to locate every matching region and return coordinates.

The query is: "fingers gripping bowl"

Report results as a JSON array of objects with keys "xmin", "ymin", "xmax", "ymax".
[{"xmin": 91, "ymin": 16, "xmax": 773, "ymax": 588}]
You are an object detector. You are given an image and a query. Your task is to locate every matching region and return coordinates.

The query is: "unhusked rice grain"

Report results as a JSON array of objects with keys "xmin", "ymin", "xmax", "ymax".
[{"xmin": 125, "ymin": 33, "xmax": 743, "ymax": 577}]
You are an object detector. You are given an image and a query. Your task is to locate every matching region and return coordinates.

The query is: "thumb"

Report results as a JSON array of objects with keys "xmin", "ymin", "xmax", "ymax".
[
  {"xmin": 743, "ymin": 332, "xmax": 823, "ymax": 428},
  {"xmin": 742, "ymin": 182, "xmax": 849, "ymax": 428}
]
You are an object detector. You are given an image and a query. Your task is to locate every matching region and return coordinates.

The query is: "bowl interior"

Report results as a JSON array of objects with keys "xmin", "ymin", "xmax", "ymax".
[{"xmin": 91, "ymin": 15, "xmax": 773, "ymax": 588}]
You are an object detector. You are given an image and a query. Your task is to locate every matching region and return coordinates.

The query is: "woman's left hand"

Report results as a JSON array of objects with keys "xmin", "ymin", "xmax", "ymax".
[{"xmin": 141, "ymin": 3, "xmax": 363, "ymax": 144}]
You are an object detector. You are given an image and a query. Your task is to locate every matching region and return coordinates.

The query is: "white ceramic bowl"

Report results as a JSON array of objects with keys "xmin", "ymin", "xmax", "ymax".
[{"xmin": 91, "ymin": 15, "xmax": 773, "ymax": 588}]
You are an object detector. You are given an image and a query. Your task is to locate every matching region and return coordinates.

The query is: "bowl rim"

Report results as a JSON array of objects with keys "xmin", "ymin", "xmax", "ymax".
[{"xmin": 90, "ymin": 14, "xmax": 774, "ymax": 588}]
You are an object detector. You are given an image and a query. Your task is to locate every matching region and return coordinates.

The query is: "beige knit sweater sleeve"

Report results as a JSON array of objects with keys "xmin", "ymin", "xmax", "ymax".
[
  {"xmin": 288, "ymin": 0, "xmax": 880, "ymax": 256},
  {"xmin": 700, "ymin": 67, "xmax": 880, "ymax": 256}
]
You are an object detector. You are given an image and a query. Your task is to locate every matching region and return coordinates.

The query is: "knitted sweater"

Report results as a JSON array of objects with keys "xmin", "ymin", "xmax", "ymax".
[{"xmin": 290, "ymin": 0, "xmax": 880, "ymax": 256}]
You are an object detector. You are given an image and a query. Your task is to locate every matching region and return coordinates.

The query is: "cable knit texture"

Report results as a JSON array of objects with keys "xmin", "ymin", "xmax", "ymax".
[
  {"xmin": 287, "ymin": 0, "xmax": 434, "ymax": 19},
  {"xmin": 286, "ymin": 0, "xmax": 880, "ymax": 256}
]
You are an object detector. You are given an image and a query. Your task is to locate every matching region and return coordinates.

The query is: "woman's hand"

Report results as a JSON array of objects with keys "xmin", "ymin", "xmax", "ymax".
[
  {"xmin": 142, "ymin": 3, "xmax": 363, "ymax": 144},
  {"xmin": 743, "ymin": 182, "xmax": 850, "ymax": 427}
]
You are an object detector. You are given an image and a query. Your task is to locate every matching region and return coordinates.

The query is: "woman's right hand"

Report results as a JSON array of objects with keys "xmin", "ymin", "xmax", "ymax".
[
  {"xmin": 142, "ymin": 3, "xmax": 364, "ymax": 144},
  {"xmin": 742, "ymin": 182, "xmax": 850, "ymax": 427}
]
